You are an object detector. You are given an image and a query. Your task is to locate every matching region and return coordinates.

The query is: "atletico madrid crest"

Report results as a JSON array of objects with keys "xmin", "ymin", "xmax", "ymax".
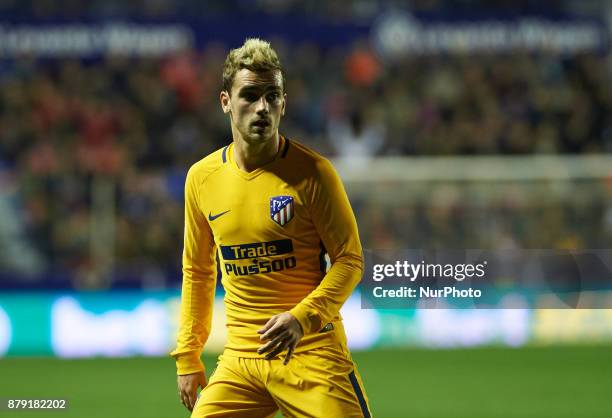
[{"xmin": 270, "ymin": 196, "xmax": 294, "ymax": 226}]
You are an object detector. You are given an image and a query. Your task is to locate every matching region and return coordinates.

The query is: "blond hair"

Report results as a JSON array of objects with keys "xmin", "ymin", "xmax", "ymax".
[{"xmin": 222, "ymin": 38, "xmax": 284, "ymax": 93}]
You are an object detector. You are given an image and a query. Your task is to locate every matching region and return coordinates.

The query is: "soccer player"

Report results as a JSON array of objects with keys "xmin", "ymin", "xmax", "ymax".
[{"xmin": 171, "ymin": 38, "xmax": 372, "ymax": 418}]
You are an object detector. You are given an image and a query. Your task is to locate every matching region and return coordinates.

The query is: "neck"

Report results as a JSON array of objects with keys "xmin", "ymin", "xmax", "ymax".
[{"xmin": 232, "ymin": 130, "xmax": 280, "ymax": 172}]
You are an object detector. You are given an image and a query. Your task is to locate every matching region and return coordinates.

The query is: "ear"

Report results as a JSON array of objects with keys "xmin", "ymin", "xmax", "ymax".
[{"xmin": 220, "ymin": 91, "xmax": 231, "ymax": 113}]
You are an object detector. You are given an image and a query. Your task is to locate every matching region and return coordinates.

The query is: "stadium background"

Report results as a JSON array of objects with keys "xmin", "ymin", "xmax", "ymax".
[{"xmin": 1, "ymin": 0, "xmax": 612, "ymax": 417}]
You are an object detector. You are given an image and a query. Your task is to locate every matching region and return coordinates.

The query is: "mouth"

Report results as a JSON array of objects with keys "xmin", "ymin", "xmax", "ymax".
[{"xmin": 252, "ymin": 119, "xmax": 271, "ymax": 129}]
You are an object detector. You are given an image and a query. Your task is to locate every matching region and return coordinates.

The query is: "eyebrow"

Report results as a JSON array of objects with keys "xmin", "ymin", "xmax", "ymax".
[{"xmin": 239, "ymin": 85, "xmax": 281, "ymax": 94}]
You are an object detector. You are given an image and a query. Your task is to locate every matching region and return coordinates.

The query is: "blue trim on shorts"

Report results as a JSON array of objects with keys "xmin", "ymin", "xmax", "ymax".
[{"xmin": 348, "ymin": 370, "xmax": 371, "ymax": 418}]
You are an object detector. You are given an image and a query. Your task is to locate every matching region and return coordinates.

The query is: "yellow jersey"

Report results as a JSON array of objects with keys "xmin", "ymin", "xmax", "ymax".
[{"xmin": 171, "ymin": 136, "xmax": 363, "ymax": 374}]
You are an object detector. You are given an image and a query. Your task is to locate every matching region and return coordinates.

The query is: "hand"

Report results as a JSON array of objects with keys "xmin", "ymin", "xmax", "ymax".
[
  {"xmin": 257, "ymin": 312, "xmax": 304, "ymax": 364},
  {"xmin": 177, "ymin": 371, "xmax": 206, "ymax": 412}
]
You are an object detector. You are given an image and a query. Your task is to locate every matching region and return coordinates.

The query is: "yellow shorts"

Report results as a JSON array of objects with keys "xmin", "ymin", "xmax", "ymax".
[{"xmin": 192, "ymin": 344, "xmax": 372, "ymax": 418}]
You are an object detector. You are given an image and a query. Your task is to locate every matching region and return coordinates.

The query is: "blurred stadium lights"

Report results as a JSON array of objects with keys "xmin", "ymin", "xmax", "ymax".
[
  {"xmin": 0, "ymin": 23, "xmax": 193, "ymax": 57},
  {"xmin": 372, "ymin": 11, "xmax": 607, "ymax": 57},
  {"xmin": 0, "ymin": 306, "xmax": 11, "ymax": 356}
]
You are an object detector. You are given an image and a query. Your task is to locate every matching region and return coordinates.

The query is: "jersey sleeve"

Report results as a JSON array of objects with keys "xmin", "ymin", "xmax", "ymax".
[
  {"xmin": 170, "ymin": 166, "xmax": 217, "ymax": 375},
  {"xmin": 290, "ymin": 158, "xmax": 363, "ymax": 334}
]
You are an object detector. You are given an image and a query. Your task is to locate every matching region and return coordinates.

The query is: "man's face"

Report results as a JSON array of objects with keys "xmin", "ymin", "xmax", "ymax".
[{"xmin": 221, "ymin": 68, "xmax": 286, "ymax": 144}]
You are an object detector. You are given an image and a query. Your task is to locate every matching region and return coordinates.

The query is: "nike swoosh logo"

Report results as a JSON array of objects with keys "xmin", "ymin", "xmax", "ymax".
[{"xmin": 208, "ymin": 210, "xmax": 230, "ymax": 221}]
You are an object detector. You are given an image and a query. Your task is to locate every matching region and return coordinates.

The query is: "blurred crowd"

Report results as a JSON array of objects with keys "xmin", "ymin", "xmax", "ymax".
[
  {"xmin": 1, "ymin": 36, "xmax": 611, "ymax": 288},
  {"xmin": 356, "ymin": 182, "xmax": 612, "ymax": 251}
]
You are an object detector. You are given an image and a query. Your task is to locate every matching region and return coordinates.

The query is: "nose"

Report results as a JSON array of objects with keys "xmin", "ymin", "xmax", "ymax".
[{"xmin": 255, "ymin": 96, "xmax": 269, "ymax": 114}]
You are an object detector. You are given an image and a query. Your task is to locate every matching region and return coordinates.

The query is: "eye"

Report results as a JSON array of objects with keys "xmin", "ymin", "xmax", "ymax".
[
  {"xmin": 242, "ymin": 93, "xmax": 259, "ymax": 102},
  {"xmin": 267, "ymin": 92, "xmax": 280, "ymax": 102}
]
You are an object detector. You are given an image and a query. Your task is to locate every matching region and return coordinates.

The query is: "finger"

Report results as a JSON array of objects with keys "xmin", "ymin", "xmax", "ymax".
[
  {"xmin": 185, "ymin": 392, "xmax": 194, "ymax": 411},
  {"xmin": 180, "ymin": 392, "xmax": 190, "ymax": 410},
  {"xmin": 260, "ymin": 334, "xmax": 288, "ymax": 357},
  {"xmin": 259, "ymin": 320, "xmax": 282, "ymax": 340},
  {"xmin": 188, "ymin": 385, "xmax": 199, "ymax": 410},
  {"xmin": 258, "ymin": 331, "xmax": 289, "ymax": 353},
  {"xmin": 265, "ymin": 338, "xmax": 291, "ymax": 360},
  {"xmin": 260, "ymin": 322, "xmax": 286, "ymax": 341},
  {"xmin": 283, "ymin": 343, "xmax": 295, "ymax": 365},
  {"xmin": 190, "ymin": 394, "xmax": 197, "ymax": 412},
  {"xmin": 257, "ymin": 340, "xmax": 276, "ymax": 354},
  {"xmin": 257, "ymin": 316, "xmax": 277, "ymax": 334}
]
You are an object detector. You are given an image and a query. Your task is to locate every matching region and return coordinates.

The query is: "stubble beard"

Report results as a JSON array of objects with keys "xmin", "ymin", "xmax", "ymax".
[{"xmin": 245, "ymin": 122, "xmax": 276, "ymax": 145}]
